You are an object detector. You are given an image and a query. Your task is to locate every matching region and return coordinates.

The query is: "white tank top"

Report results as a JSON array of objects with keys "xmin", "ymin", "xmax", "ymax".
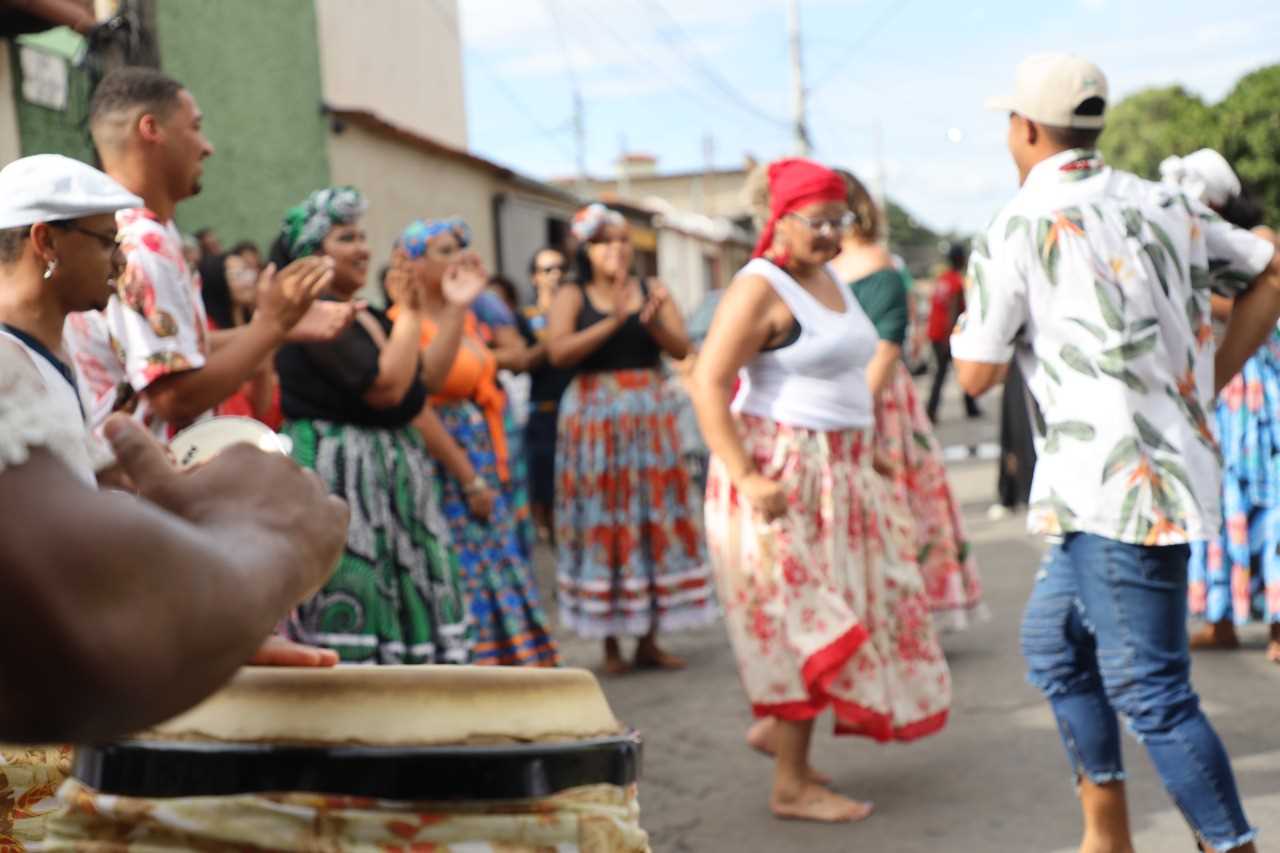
[{"xmin": 732, "ymin": 258, "xmax": 878, "ymax": 431}]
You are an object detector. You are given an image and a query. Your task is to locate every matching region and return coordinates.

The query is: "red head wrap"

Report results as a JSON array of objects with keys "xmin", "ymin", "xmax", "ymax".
[{"xmin": 752, "ymin": 158, "xmax": 849, "ymax": 259}]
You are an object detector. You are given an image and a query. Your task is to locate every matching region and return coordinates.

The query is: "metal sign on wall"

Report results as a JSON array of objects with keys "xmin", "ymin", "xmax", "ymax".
[{"xmin": 19, "ymin": 46, "xmax": 68, "ymax": 111}]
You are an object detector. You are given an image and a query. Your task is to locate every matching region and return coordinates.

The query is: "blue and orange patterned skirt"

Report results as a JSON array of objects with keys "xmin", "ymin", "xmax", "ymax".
[
  {"xmin": 1189, "ymin": 333, "xmax": 1280, "ymax": 625},
  {"xmin": 554, "ymin": 368, "xmax": 718, "ymax": 638},
  {"xmin": 434, "ymin": 399, "xmax": 560, "ymax": 666}
]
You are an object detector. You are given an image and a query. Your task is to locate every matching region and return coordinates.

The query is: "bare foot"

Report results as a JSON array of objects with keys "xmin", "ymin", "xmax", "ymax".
[
  {"xmin": 746, "ymin": 719, "xmax": 829, "ymax": 783},
  {"xmin": 634, "ymin": 641, "xmax": 686, "ymax": 671},
  {"xmin": 771, "ymin": 781, "xmax": 873, "ymax": 823},
  {"xmin": 1189, "ymin": 622, "xmax": 1240, "ymax": 651},
  {"xmin": 603, "ymin": 656, "xmax": 633, "ymax": 676}
]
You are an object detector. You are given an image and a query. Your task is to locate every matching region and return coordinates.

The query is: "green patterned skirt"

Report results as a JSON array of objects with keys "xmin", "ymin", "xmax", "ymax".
[{"xmin": 281, "ymin": 419, "xmax": 473, "ymax": 664}]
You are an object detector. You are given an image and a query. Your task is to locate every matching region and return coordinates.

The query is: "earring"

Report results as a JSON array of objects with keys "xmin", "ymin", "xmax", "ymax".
[{"xmin": 43, "ymin": 260, "xmax": 57, "ymax": 280}]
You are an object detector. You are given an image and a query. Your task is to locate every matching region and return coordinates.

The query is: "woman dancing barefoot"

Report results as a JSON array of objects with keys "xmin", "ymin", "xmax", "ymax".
[{"xmin": 692, "ymin": 159, "xmax": 951, "ymax": 824}]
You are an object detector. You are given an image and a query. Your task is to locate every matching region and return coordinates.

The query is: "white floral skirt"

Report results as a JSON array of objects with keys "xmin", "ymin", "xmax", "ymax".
[{"xmin": 704, "ymin": 415, "xmax": 951, "ymax": 741}]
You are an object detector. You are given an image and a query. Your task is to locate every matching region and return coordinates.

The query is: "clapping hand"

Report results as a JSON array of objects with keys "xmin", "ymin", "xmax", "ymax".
[
  {"xmin": 385, "ymin": 251, "xmax": 428, "ymax": 313},
  {"xmin": 442, "ymin": 252, "xmax": 488, "ymax": 307},
  {"xmin": 639, "ymin": 281, "xmax": 671, "ymax": 327},
  {"xmin": 255, "ymin": 257, "xmax": 336, "ymax": 336},
  {"xmin": 285, "ymin": 300, "xmax": 363, "ymax": 343}
]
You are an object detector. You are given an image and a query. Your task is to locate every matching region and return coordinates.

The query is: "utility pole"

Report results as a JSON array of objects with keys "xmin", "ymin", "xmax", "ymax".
[
  {"xmin": 573, "ymin": 90, "xmax": 588, "ymax": 198},
  {"xmin": 873, "ymin": 117, "xmax": 889, "ymax": 246},
  {"xmin": 701, "ymin": 133, "xmax": 716, "ymax": 215},
  {"xmin": 787, "ymin": 0, "xmax": 811, "ymax": 157}
]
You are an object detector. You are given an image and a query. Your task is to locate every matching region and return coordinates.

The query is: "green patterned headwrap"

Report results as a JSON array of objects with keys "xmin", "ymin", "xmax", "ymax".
[{"xmin": 279, "ymin": 186, "xmax": 367, "ymax": 260}]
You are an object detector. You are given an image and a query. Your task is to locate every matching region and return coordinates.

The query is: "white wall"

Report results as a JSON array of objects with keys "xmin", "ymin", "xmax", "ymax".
[
  {"xmin": 657, "ymin": 229, "xmax": 713, "ymax": 316},
  {"xmin": 314, "ymin": 0, "xmax": 468, "ymax": 149}
]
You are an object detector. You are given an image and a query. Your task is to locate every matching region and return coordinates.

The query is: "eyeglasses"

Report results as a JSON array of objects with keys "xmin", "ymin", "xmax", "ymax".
[
  {"xmin": 784, "ymin": 211, "xmax": 856, "ymax": 236},
  {"xmin": 51, "ymin": 221, "xmax": 119, "ymax": 249},
  {"xmin": 537, "ymin": 264, "xmax": 566, "ymax": 275}
]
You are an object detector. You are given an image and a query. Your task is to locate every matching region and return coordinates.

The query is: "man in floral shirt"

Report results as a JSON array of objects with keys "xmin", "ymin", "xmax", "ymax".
[
  {"xmin": 64, "ymin": 68, "xmax": 341, "ymax": 440},
  {"xmin": 953, "ymin": 54, "xmax": 1280, "ymax": 852}
]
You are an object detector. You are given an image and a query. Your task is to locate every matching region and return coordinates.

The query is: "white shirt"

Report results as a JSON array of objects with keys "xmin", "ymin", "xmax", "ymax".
[
  {"xmin": 951, "ymin": 149, "xmax": 1276, "ymax": 545},
  {"xmin": 0, "ymin": 332, "xmax": 111, "ymax": 486},
  {"xmin": 733, "ymin": 258, "xmax": 879, "ymax": 431}
]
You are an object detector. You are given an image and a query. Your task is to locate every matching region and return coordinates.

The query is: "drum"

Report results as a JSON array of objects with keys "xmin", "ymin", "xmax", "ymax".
[{"xmin": 43, "ymin": 666, "xmax": 649, "ymax": 852}]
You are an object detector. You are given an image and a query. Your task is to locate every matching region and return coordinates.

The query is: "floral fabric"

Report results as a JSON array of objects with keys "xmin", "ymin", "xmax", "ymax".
[
  {"xmin": 873, "ymin": 361, "xmax": 985, "ymax": 630},
  {"xmin": 704, "ymin": 414, "xmax": 950, "ymax": 741},
  {"xmin": 433, "ymin": 399, "xmax": 559, "ymax": 666},
  {"xmin": 283, "ymin": 419, "xmax": 473, "ymax": 665},
  {"xmin": 951, "ymin": 149, "xmax": 1277, "ymax": 545},
  {"xmin": 555, "ymin": 369, "xmax": 717, "ymax": 638},
  {"xmin": 0, "ymin": 745, "xmax": 71, "ymax": 850},
  {"xmin": 63, "ymin": 208, "xmax": 210, "ymax": 440},
  {"xmin": 1189, "ymin": 330, "xmax": 1280, "ymax": 624},
  {"xmin": 41, "ymin": 779, "xmax": 650, "ymax": 852}
]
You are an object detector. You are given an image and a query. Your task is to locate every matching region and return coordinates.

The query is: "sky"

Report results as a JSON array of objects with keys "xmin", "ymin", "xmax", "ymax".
[{"xmin": 454, "ymin": 0, "xmax": 1280, "ymax": 235}]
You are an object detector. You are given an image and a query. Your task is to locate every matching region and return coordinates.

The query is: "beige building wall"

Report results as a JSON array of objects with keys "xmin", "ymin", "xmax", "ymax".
[
  {"xmin": 314, "ymin": 0, "xmax": 468, "ymax": 149},
  {"xmin": 0, "ymin": 41, "xmax": 23, "ymax": 166},
  {"xmin": 326, "ymin": 122, "xmax": 497, "ymax": 291},
  {"xmin": 578, "ymin": 170, "xmax": 751, "ymax": 219}
]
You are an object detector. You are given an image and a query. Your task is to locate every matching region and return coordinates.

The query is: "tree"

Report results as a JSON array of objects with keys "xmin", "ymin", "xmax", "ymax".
[
  {"xmin": 1213, "ymin": 65, "xmax": 1280, "ymax": 225},
  {"xmin": 1099, "ymin": 85, "xmax": 1216, "ymax": 180}
]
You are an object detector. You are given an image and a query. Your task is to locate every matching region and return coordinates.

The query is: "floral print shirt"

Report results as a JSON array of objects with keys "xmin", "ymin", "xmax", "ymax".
[
  {"xmin": 951, "ymin": 149, "xmax": 1276, "ymax": 545},
  {"xmin": 64, "ymin": 208, "xmax": 209, "ymax": 439}
]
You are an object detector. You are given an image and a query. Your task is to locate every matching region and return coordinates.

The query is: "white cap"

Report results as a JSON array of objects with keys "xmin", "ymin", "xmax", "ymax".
[
  {"xmin": 1159, "ymin": 149, "xmax": 1241, "ymax": 208},
  {"xmin": 986, "ymin": 53, "xmax": 1109, "ymax": 129},
  {"xmin": 0, "ymin": 154, "xmax": 143, "ymax": 230}
]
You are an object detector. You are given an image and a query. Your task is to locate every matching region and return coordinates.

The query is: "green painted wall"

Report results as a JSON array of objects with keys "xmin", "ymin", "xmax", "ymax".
[
  {"xmin": 155, "ymin": 0, "xmax": 331, "ymax": 250},
  {"xmin": 11, "ymin": 30, "xmax": 95, "ymax": 163}
]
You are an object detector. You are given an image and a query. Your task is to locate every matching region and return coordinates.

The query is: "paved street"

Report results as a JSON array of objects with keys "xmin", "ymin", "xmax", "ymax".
[{"xmin": 535, "ymin": 383, "xmax": 1280, "ymax": 852}]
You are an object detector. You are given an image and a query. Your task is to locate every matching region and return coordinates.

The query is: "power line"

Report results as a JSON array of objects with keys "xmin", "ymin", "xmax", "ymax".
[
  {"xmin": 426, "ymin": 0, "xmax": 578, "ymax": 163},
  {"xmin": 808, "ymin": 0, "xmax": 914, "ymax": 93},
  {"xmin": 564, "ymin": 2, "xmax": 787, "ymax": 141},
  {"xmin": 636, "ymin": 0, "xmax": 789, "ymax": 128}
]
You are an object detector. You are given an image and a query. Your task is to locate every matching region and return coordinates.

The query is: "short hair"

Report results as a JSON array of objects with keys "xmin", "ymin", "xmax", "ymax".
[
  {"xmin": 528, "ymin": 246, "xmax": 565, "ymax": 275},
  {"xmin": 1039, "ymin": 96, "xmax": 1106, "ymax": 150},
  {"xmin": 88, "ymin": 67, "xmax": 184, "ymax": 150},
  {"xmin": 229, "ymin": 240, "xmax": 260, "ymax": 257},
  {"xmin": 947, "ymin": 242, "xmax": 968, "ymax": 270},
  {"xmin": 832, "ymin": 168, "xmax": 881, "ymax": 241},
  {"xmin": 0, "ymin": 226, "xmax": 28, "ymax": 265}
]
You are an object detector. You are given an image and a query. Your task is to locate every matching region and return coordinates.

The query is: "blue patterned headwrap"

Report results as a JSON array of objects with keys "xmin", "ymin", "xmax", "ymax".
[{"xmin": 399, "ymin": 217, "xmax": 472, "ymax": 260}]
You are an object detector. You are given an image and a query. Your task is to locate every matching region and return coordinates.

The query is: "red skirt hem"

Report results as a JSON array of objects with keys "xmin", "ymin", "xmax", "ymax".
[{"xmin": 749, "ymin": 622, "xmax": 948, "ymax": 743}]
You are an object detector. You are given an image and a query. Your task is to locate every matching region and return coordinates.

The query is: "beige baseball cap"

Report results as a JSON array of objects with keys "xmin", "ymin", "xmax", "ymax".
[{"xmin": 986, "ymin": 53, "xmax": 1109, "ymax": 129}]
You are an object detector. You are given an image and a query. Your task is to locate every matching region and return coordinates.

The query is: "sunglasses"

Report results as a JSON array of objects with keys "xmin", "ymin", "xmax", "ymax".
[
  {"xmin": 784, "ymin": 211, "xmax": 857, "ymax": 236},
  {"xmin": 52, "ymin": 221, "xmax": 119, "ymax": 249}
]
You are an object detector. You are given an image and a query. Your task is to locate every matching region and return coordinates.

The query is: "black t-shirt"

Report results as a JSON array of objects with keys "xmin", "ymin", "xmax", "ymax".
[
  {"xmin": 276, "ymin": 306, "xmax": 427, "ymax": 428},
  {"xmin": 573, "ymin": 282, "xmax": 662, "ymax": 373}
]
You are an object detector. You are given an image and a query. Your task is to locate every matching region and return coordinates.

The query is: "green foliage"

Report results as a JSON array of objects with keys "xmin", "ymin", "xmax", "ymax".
[
  {"xmin": 1213, "ymin": 65, "xmax": 1280, "ymax": 226},
  {"xmin": 1100, "ymin": 86, "xmax": 1215, "ymax": 180},
  {"xmin": 1100, "ymin": 67, "xmax": 1280, "ymax": 224}
]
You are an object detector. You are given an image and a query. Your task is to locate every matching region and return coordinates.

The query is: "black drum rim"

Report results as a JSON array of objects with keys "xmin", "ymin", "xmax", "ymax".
[{"xmin": 72, "ymin": 730, "xmax": 643, "ymax": 802}]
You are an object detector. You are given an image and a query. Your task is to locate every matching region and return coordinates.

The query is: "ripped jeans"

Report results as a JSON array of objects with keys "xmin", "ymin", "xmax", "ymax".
[{"xmin": 1020, "ymin": 533, "xmax": 1256, "ymax": 851}]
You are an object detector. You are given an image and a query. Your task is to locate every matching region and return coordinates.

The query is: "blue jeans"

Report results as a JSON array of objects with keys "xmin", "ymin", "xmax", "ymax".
[{"xmin": 1020, "ymin": 532, "xmax": 1257, "ymax": 851}]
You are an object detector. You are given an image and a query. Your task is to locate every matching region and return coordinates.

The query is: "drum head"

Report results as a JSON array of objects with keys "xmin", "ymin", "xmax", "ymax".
[{"xmin": 73, "ymin": 733, "xmax": 642, "ymax": 801}]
